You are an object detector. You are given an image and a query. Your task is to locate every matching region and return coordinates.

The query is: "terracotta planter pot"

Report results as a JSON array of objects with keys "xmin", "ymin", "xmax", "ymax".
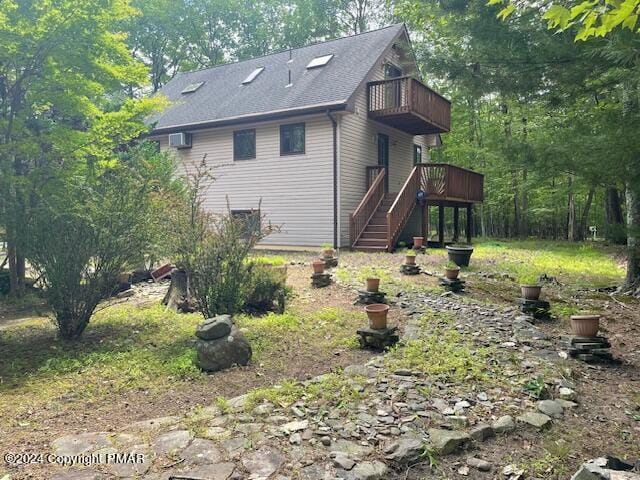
[
  {"xmin": 413, "ymin": 236, "xmax": 424, "ymax": 249},
  {"xmin": 365, "ymin": 303, "xmax": 390, "ymax": 330},
  {"xmin": 521, "ymin": 285, "xmax": 542, "ymax": 301},
  {"xmin": 445, "ymin": 267, "xmax": 460, "ymax": 280},
  {"xmin": 405, "ymin": 255, "xmax": 416, "ymax": 265},
  {"xmin": 570, "ymin": 314, "xmax": 600, "ymax": 337},
  {"xmin": 323, "ymin": 248, "xmax": 335, "ymax": 258},
  {"xmin": 446, "ymin": 245, "xmax": 474, "ymax": 267},
  {"xmin": 366, "ymin": 278, "xmax": 380, "ymax": 293},
  {"xmin": 312, "ymin": 261, "xmax": 325, "ymax": 274}
]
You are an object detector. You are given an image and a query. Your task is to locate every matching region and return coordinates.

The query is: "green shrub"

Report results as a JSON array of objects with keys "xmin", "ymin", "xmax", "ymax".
[
  {"xmin": 169, "ymin": 159, "xmax": 276, "ymax": 319},
  {"xmin": 243, "ymin": 264, "xmax": 289, "ymax": 314},
  {"xmin": 23, "ymin": 161, "xmax": 157, "ymax": 339}
]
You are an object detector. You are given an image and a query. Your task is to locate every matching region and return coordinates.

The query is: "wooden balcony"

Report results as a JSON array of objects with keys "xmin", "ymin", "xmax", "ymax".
[
  {"xmin": 367, "ymin": 77, "xmax": 451, "ymax": 135},
  {"xmin": 420, "ymin": 163, "xmax": 484, "ymax": 204}
]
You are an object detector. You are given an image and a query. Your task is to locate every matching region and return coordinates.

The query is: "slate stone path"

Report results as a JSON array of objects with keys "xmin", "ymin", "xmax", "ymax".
[{"xmin": 45, "ymin": 290, "xmax": 579, "ymax": 480}]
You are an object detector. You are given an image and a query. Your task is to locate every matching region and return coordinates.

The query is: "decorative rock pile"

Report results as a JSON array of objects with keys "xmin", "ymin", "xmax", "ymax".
[
  {"xmin": 517, "ymin": 297, "xmax": 551, "ymax": 319},
  {"xmin": 439, "ymin": 276, "xmax": 466, "ymax": 292},
  {"xmin": 561, "ymin": 335, "xmax": 616, "ymax": 363},
  {"xmin": 195, "ymin": 315, "xmax": 252, "ymax": 372},
  {"xmin": 400, "ymin": 263, "xmax": 420, "ymax": 275},
  {"xmin": 356, "ymin": 289, "xmax": 386, "ymax": 304},
  {"xmin": 311, "ymin": 272, "xmax": 332, "ymax": 288},
  {"xmin": 356, "ymin": 325, "xmax": 399, "ymax": 350},
  {"xmin": 322, "ymin": 253, "xmax": 338, "ymax": 268}
]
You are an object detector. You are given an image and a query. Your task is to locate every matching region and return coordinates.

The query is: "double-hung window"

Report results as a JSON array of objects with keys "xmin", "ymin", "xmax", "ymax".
[
  {"xmin": 234, "ymin": 129, "xmax": 256, "ymax": 160},
  {"xmin": 280, "ymin": 123, "xmax": 305, "ymax": 155}
]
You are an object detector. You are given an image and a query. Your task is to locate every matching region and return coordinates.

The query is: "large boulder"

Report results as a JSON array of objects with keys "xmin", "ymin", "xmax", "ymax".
[
  {"xmin": 196, "ymin": 315, "xmax": 232, "ymax": 340},
  {"xmin": 196, "ymin": 326, "xmax": 252, "ymax": 372}
]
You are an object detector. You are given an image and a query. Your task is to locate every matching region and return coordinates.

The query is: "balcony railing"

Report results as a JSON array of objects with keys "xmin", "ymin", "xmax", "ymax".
[
  {"xmin": 420, "ymin": 163, "xmax": 484, "ymax": 203},
  {"xmin": 367, "ymin": 76, "xmax": 451, "ymax": 135}
]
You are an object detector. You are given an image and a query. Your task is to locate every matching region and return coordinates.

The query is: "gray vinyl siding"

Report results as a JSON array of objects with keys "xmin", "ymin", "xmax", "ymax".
[
  {"xmin": 338, "ymin": 51, "xmax": 431, "ymax": 247},
  {"xmin": 157, "ymin": 114, "xmax": 334, "ymax": 246}
]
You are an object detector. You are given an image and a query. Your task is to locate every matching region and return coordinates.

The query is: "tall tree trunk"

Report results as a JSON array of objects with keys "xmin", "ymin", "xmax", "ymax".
[
  {"xmin": 567, "ymin": 176, "xmax": 576, "ymax": 241},
  {"xmin": 625, "ymin": 181, "xmax": 640, "ymax": 291},
  {"xmin": 521, "ymin": 166, "xmax": 528, "ymax": 237},
  {"xmin": 605, "ymin": 187, "xmax": 625, "ymax": 244},
  {"xmin": 511, "ymin": 170, "xmax": 520, "ymax": 237},
  {"xmin": 577, "ymin": 187, "xmax": 595, "ymax": 241},
  {"xmin": 6, "ymin": 232, "xmax": 25, "ymax": 297}
]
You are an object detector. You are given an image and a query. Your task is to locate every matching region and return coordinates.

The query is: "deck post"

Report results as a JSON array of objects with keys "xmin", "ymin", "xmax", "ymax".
[
  {"xmin": 421, "ymin": 204, "xmax": 428, "ymax": 240},
  {"xmin": 466, "ymin": 204, "xmax": 473, "ymax": 244},
  {"xmin": 438, "ymin": 203, "xmax": 445, "ymax": 248},
  {"xmin": 453, "ymin": 207, "xmax": 460, "ymax": 242}
]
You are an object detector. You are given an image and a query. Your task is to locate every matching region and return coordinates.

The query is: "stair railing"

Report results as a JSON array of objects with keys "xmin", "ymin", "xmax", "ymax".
[
  {"xmin": 350, "ymin": 168, "xmax": 386, "ymax": 247},
  {"xmin": 387, "ymin": 165, "xmax": 421, "ymax": 252}
]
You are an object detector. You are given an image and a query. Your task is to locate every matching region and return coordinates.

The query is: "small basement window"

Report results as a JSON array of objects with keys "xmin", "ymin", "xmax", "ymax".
[
  {"xmin": 413, "ymin": 144, "xmax": 422, "ymax": 164},
  {"xmin": 181, "ymin": 82, "xmax": 205, "ymax": 94},
  {"xmin": 280, "ymin": 123, "xmax": 305, "ymax": 155},
  {"xmin": 231, "ymin": 210, "xmax": 261, "ymax": 239},
  {"xmin": 306, "ymin": 54, "xmax": 333, "ymax": 69},
  {"xmin": 234, "ymin": 129, "xmax": 256, "ymax": 160},
  {"xmin": 242, "ymin": 66, "xmax": 265, "ymax": 85}
]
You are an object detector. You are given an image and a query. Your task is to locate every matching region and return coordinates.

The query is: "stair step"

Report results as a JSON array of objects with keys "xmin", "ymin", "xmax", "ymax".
[
  {"xmin": 353, "ymin": 245, "xmax": 387, "ymax": 252},
  {"xmin": 356, "ymin": 238, "xmax": 387, "ymax": 246},
  {"xmin": 360, "ymin": 232, "xmax": 386, "ymax": 240},
  {"xmin": 366, "ymin": 225, "xmax": 387, "ymax": 232}
]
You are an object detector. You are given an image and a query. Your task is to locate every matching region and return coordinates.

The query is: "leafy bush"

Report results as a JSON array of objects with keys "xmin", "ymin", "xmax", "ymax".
[
  {"xmin": 243, "ymin": 264, "xmax": 289, "ymax": 314},
  {"xmin": 23, "ymin": 158, "xmax": 160, "ymax": 339},
  {"xmin": 185, "ymin": 215, "xmax": 258, "ymax": 318},
  {"xmin": 170, "ymin": 158, "xmax": 276, "ymax": 318}
]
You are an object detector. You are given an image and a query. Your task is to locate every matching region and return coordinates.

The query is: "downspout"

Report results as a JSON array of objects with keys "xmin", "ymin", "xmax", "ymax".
[{"xmin": 327, "ymin": 110, "xmax": 338, "ymax": 249}]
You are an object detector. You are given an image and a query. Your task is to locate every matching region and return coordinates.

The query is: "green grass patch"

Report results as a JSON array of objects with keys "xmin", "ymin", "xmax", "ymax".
[
  {"xmin": 244, "ymin": 372, "xmax": 366, "ymax": 410},
  {"xmin": 518, "ymin": 437, "xmax": 572, "ymax": 477},
  {"xmin": 384, "ymin": 312, "xmax": 495, "ymax": 383},
  {"xmin": 248, "ymin": 255, "xmax": 287, "ymax": 266},
  {"xmin": 237, "ymin": 307, "xmax": 365, "ymax": 359},
  {"xmin": 471, "ymin": 239, "xmax": 623, "ymax": 287},
  {"xmin": 0, "ymin": 304, "xmax": 203, "ymax": 413},
  {"xmin": 549, "ymin": 302, "xmax": 581, "ymax": 318}
]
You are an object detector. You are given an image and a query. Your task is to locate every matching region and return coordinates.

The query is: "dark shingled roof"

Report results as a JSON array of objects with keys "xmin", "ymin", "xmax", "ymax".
[{"xmin": 149, "ymin": 24, "xmax": 406, "ymax": 133}]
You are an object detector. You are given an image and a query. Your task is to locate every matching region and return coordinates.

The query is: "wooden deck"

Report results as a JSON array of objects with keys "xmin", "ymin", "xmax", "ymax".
[
  {"xmin": 367, "ymin": 77, "xmax": 451, "ymax": 135},
  {"xmin": 420, "ymin": 163, "xmax": 484, "ymax": 203},
  {"xmin": 351, "ymin": 164, "xmax": 483, "ymax": 251}
]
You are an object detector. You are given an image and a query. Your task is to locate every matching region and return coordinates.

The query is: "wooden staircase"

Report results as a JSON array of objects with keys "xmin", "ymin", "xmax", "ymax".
[
  {"xmin": 350, "ymin": 163, "xmax": 485, "ymax": 252},
  {"xmin": 352, "ymin": 193, "xmax": 397, "ymax": 251}
]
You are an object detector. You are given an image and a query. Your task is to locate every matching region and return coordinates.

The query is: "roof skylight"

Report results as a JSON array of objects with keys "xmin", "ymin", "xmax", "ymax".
[
  {"xmin": 242, "ymin": 66, "xmax": 265, "ymax": 85},
  {"xmin": 306, "ymin": 54, "xmax": 334, "ymax": 69},
  {"xmin": 181, "ymin": 82, "xmax": 205, "ymax": 94}
]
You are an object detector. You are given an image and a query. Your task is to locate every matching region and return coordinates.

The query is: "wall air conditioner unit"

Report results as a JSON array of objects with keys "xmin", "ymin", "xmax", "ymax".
[{"xmin": 168, "ymin": 132, "xmax": 192, "ymax": 149}]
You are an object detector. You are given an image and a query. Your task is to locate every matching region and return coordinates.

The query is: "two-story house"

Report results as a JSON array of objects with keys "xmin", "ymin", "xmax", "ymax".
[{"xmin": 148, "ymin": 24, "xmax": 483, "ymax": 251}]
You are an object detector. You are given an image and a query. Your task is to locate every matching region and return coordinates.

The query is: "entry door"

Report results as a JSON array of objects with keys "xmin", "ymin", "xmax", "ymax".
[{"xmin": 378, "ymin": 133, "xmax": 389, "ymax": 192}]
